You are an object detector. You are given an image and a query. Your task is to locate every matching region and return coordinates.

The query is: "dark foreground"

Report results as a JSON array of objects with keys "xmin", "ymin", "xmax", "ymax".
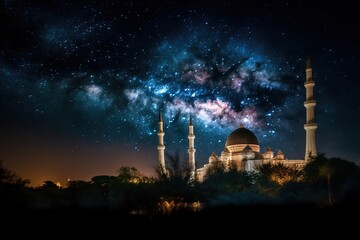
[{"xmin": 3, "ymin": 205, "xmax": 359, "ymax": 236}]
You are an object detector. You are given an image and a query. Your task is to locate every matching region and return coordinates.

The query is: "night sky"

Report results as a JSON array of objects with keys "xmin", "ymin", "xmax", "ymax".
[{"xmin": 1, "ymin": 0, "xmax": 359, "ymax": 186}]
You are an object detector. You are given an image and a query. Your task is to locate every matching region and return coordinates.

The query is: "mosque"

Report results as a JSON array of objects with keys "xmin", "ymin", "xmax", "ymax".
[{"xmin": 157, "ymin": 58, "xmax": 317, "ymax": 181}]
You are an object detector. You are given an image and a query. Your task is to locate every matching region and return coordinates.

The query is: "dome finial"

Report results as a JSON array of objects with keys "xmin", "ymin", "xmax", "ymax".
[{"xmin": 239, "ymin": 123, "xmax": 244, "ymax": 128}]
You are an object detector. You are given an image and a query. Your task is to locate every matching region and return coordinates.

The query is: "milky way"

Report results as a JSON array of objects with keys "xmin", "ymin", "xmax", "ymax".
[{"xmin": 1, "ymin": 1, "xmax": 359, "ymax": 184}]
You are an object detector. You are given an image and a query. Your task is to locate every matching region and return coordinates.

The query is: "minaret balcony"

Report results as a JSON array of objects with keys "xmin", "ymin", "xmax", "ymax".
[
  {"xmin": 304, "ymin": 80, "xmax": 315, "ymax": 87},
  {"xmin": 304, "ymin": 123, "xmax": 318, "ymax": 129},
  {"xmin": 304, "ymin": 100, "xmax": 316, "ymax": 107}
]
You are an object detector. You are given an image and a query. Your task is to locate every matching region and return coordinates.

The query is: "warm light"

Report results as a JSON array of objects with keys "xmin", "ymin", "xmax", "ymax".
[
  {"xmin": 129, "ymin": 178, "xmax": 140, "ymax": 184},
  {"xmin": 270, "ymin": 173, "xmax": 303, "ymax": 185},
  {"xmin": 157, "ymin": 197, "xmax": 202, "ymax": 214}
]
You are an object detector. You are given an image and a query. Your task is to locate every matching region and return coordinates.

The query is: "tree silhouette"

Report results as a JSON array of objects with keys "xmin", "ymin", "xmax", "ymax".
[
  {"xmin": 117, "ymin": 166, "xmax": 144, "ymax": 183},
  {"xmin": 154, "ymin": 151, "xmax": 198, "ymax": 212},
  {"xmin": 0, "ymin": 161, "xmax": 30, "ymax": 209},
  {"xmin": 256, "ymin": 162, "xmax": 303, "ymax": 186},
  {"xmin": 199, "ymin": 161, "xmax": 265, "ymax": 207},
  {"xmin": 318, "ymin": 162, "xmax": 334, "ymax": 205},
  {"xmin": 156, "ymin": 152, "xmax": 192, "ymax": 187},
  {"xmin": 41, "ymin": 180, "xmax": 59, "ymax": 189},
  {"xmin": 202, "ymin": 161, "xmax": 256, "ymax": 193},
  {"xmin": 304, "ymin": 154, "xmax": 360, "ymax": 205},
  {"xmin": 0, "ymin": 160, "xmax": 29, "ymax": 185}
]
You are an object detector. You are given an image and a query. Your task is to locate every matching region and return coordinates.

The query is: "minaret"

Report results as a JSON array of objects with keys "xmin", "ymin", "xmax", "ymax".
[
  {"xmin": 188, "ymin": 114, "xmax": 196, "ymax": 179},
  {"xmin": 157, "ymin": 111, "xmax": 166, "ymax": 174},
  {"xmin": 304, "ymin": 57, "xmax": 317, "ymax": 161}
]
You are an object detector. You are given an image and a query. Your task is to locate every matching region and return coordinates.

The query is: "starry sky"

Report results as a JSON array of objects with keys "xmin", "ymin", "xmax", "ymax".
[{"xmin": 1, "ymin": 0, "xmax": 359, "ymax": 186}]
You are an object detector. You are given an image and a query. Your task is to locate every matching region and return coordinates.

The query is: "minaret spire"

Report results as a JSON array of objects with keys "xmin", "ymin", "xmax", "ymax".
[
  {"xmin": 304, "ymin": 57, "xmax": 317, "ymax": 161},
  {"xmin": 306, "ymin": 56, "xmax": 312, "ymax": 69},
  {"xmin": 157, "ymin": 111, "xmax": 166, "ymax": 174},
  {"xmin": 158, "ymin": 110, "xmax": 163, "ymax": 122},
  {"xmin": 188, "ymin": 114, "xmax": 196, "ymax": 179}
]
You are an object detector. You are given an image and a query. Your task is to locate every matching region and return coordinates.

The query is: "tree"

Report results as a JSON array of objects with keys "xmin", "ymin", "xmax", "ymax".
[
  {"xmin": 256, "ymin": 162, "xmax": 303, "ymax": 186},
  {"xmin": 0, "ymin": 160, "xmax": 29, "ymax": 185},
  {"xmin": 199, "ymin": 162, "xmax": 268, "ymax": 207},
  {"xmin": 203, "ymin": 161, "xmax": 256, "ymax": 193},
  {"xmin": 318, "ymin": 162, "xmax": 333, "ymax": 205},
  {"xmin": 0, "ymin": 161, "xmax": 30, "ymax": 208},
  {"xmin": 157, "ymin": 152, "xmax": 192, "ymax": 186},
  {"xmin": 154, "ymin": 152, "xmax": 196, "ymax": 204},
  {"xmin": 91, "ymin": 175, "xmax": 116, "ymax": 186},
  {"xmin": 117, "ymin": 166, "xmax": 144, "ymax": 184},
  {"xmin": 303, "ymin": 154, "xmax": 360, "ymax": 205},
  {"xmin": 41, "ymin": 180, "xmax": 59, "ymax": 189},
  {"xmin": 255, "ymin": 162, "xmax": 304, "ymax": 200}
]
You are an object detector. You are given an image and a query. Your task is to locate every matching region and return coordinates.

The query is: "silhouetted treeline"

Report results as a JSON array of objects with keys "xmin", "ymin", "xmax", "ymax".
[{"xmin": 1, "ymin": 154, "xmax": 360, "ymax": 213}]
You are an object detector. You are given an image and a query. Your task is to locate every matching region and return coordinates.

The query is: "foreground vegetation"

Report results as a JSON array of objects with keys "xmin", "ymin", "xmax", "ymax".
[{"xmin": 1, "ymin": 154, "xmax": 360, "ymax": 214}]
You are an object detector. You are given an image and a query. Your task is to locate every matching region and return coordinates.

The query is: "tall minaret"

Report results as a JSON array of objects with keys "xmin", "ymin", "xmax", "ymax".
[
  {"xmin": 304, "ymin": 57, "xmax": 317, "ymax": 161},
  {"xmin": 188, "ymin": 114, "xmax": 196, "ymax": 178},
  {"xmin": 157, "ymin": 111, "xmax": 166, "ymax": 173}
]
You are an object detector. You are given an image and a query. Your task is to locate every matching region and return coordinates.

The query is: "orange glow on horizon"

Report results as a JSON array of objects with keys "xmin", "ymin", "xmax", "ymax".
[{"xmin": 0, "ymin": 127, "xmax": 157, "ymax": 186}]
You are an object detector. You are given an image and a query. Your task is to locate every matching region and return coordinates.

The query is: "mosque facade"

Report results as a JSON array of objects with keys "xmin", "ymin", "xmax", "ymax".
[{"xmin": 157, "ymin": 58, "xmax": 317, "ymax": 181}]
